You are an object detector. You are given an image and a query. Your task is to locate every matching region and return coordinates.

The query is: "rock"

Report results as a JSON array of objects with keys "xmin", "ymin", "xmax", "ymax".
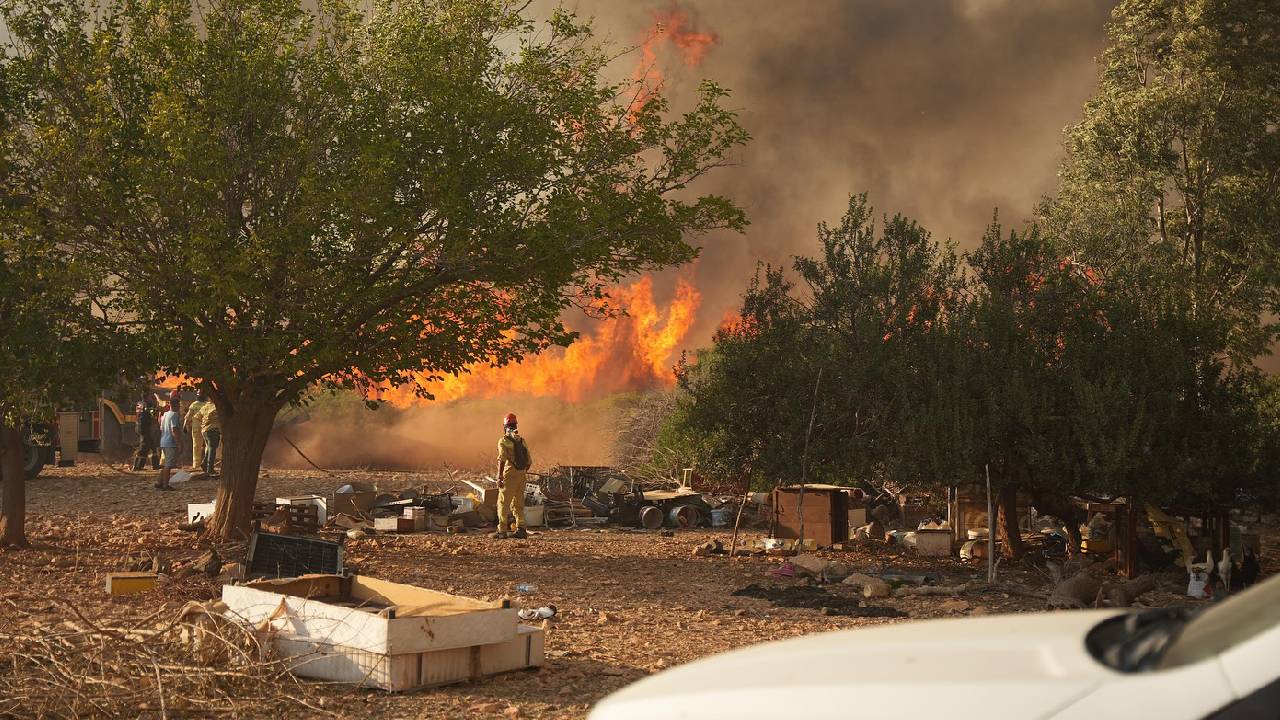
[
  {"xmin": 969, "ymin": 606, "xmax": 990, "ymax": 615},
  {"xmin": 843, "ymin": 572, "xmax": 891, "ymax": 598},
  {"xmin": 597, "ymin": 611, "xmax": 616, "ymax": 625},
  {"xmin": 823, "ymin": 561, "xmax": 852, "ymax": 582},
  {"xmin": 790, "ymin": 553, "xmax": 829, "ymax": 577},
  {"xmin": 938, "ymin": 599, "xmax": 970, "ymax": 613},
  {"xmin": 346, "ymin": 529, "xmax": 367, "ymax": 541}
]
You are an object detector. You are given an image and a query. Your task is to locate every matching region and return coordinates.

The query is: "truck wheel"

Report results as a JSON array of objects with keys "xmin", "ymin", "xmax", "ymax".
[{"xmin": 22, "ymin": 441, "xmax": 44, "ymax": 480}]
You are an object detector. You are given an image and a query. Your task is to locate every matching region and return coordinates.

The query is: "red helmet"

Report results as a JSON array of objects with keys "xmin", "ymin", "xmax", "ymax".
[{"xmin": 503, "ymin": 413, "xmax": 518, "ymax": 428}]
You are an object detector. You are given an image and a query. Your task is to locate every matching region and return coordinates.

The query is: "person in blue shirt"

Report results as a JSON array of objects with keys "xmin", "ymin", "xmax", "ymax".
[{"xmin": 156, "ymin": 401, "xmax": 182, "ymax": 491}]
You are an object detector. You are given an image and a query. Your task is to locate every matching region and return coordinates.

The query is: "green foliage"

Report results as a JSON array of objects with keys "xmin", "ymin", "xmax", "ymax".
[
  {"xmin": 665, "ymin": 195, "xmax": 961, "ymax": 491},
  {"xmin": 1045, "ymin": 0, "xmax": 1280, "ymax": 365},
  {"xmin": 665, "ymin": 195, "xmax": 1273, "ymax": 509},
  {"xmin": 0, "ymin": 45, "xmax": 138, "ymax": 425},
  {"xmin": 1, "ymin": 0, "xmax": 749, "ymax": 410}
]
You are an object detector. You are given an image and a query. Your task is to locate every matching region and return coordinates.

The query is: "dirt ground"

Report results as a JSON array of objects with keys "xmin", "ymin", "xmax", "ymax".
[{"xmin": 2, "ymin": 462, "xmax": 1275, "ymax": 719}]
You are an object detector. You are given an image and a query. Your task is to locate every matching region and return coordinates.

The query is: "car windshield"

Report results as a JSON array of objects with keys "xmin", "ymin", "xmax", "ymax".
[{"xmin": 1157, "ymin": 572, "xmax": 1280, "ymax": 669}]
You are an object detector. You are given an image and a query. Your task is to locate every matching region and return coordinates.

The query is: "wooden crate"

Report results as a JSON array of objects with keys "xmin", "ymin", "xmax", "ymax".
[
  {"xmin": 252, "ymin": 501, "xmax": 321, "ymax": 532},
  {"xmin": 272, "ymin": 625, "xmax": 544, "ymax": 691},
  {"xmin": 771, "ymin": 485, "xmax": 849, "ymax": 547},
  {"xmin": 222, "ymin": 574, "xmax": 532, "ymax": 691}
]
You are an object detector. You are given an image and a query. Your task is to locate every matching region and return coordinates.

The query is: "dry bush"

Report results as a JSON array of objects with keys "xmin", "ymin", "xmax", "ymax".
[{"xmin": 0, "ymin": 596, "xmax": 328, "ymax": 719}]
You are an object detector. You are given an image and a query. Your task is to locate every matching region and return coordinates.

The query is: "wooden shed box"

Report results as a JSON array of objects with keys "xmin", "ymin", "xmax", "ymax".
[
  {"xmin": 221, "ymin": 574, "xmax": 541, "ymax": 691},
  {"xmin": 772, "ymin": 485, "xmax": 849, "ymax": 548}
]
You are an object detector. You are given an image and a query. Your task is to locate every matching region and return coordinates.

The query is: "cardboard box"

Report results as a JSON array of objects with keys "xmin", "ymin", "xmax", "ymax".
[
  {"xmin": 524, "ymin": 505, "xmax": 545, "ymax": 527},
  {"xmin": 188, "ymin": 501, "xmax": 217, "ymax": 524},
  {"xmin": 375, "ymin": 517, "xmax": 416, "ymax": 533},
  {"xmin": 911, "ymin": 528, "xmax": 953, "ymax": 557},
  {"xmin": 331, "ymin": 482, "xmax": 378, "ymax": 517},
  {"xmin": 463, "ymin": 479, "xmax": 499, "ymax": 509},
  {"xmin": 848, "ymin": 507, "xmax": 867, "ymax": 529}
]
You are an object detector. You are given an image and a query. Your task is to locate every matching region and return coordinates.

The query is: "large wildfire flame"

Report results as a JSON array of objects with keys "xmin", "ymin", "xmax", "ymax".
[
  {"xmin": 375, "ymin": 3, "xmax": 719, "ymax": 407},
  {"xmin": 630, "ymin": 2, "xmax": 719, "ymax": 119},
  {"xmin": 378, "ymin": 276, "xmax": 701, "ymax": 406}
]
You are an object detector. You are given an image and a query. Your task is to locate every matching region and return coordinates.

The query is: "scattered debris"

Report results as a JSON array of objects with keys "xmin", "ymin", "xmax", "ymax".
[
  {"xmin": 105, "ymin": 572, "xmax": 157, "ymax": 596},
  {"xmin": 197, "ymin": 548, "xmax": 224, "ymax": 578},
  {"xmin": 768, "ymin": 561, "xmax": 796, "ymax": 578},
  {"xmin": 691, "ymin": 539, "xmax": 725, "ymax": 557},
  {"xmin": 842, "ymin": 573, "xmax": 892, "ymax": 599},
  {"xmin": 731, "ymin": 583, "xmax": 906, "ymax": 618},
  {"xmin": 790, "ymin": 554, "xmax": 828, "ymax": 577}
]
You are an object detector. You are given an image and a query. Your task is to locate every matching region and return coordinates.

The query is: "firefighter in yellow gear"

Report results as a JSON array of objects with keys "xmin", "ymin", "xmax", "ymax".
[
  {"xmin": 183, "ymin": 391, "xmax": 210, "ymax": 471},
  {"xmin": 494, "ymin": 413, "xmax": 530, "ymax": 539}
]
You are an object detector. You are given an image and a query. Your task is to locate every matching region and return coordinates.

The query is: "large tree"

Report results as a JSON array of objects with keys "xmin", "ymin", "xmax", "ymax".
[
  {"xmin": 1045, "ymin": 0, "xmax": 1280, "ymax": 366},
  {"xmin": 3, "ymin": 0, "xmax": 749, "ymax": 538},
  {"xmin": 667, "ymin": 195, "xmax": 961, "ymax": 491},
  {"xmin": 0, "ymin": 49, "xmax": 134, "ymax": 545}
]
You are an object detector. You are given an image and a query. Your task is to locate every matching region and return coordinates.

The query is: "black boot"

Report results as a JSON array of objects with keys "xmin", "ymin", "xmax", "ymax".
[{"xmin": 511, "ymin": 527, "xmax": 528, "ymax": 539}]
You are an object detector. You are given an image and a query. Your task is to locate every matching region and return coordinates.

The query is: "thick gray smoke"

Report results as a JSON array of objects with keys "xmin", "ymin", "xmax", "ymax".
[{"xmin": 561, "ymin": 0, "xmax": 1115, "ymax": 338}]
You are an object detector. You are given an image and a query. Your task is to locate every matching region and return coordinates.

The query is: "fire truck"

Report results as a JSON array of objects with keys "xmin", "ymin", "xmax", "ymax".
[
  {"xmin": 22, "ymin": 388, "xmax": 309, "ymax": 479},
  {"xmin": 21, "ymin": 390, "xmax": 148, "ymax": 480}
]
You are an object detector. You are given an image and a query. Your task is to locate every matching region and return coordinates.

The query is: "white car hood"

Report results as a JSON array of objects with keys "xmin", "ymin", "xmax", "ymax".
[{"xmin": 591, "ymin": 610, "xmax": 1127, "ymax": 720}]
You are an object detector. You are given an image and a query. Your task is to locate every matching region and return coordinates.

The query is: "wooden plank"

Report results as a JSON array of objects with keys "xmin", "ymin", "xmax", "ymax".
[{"xmin": 350, "ymin": 576, "xmax": 504, "ymax": 614}]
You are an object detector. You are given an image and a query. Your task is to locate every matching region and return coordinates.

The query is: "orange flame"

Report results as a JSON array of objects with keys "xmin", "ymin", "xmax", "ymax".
[
  {"xmin": 376, "ymin": 276, "xmax": 702, "ymax": 406},
  {"xmin": 629, "ymin": 2, "xmax": 719, "ymax": 121}
]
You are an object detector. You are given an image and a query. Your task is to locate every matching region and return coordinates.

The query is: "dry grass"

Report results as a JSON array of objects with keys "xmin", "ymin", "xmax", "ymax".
[{"xmin": 0, "ymin": 595, "xmax": 327, "ymax": 719}]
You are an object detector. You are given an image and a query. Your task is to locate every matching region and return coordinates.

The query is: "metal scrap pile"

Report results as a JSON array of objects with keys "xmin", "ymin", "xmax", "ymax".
[{"xmin": 536, "ymin": 465, "xmax": 715, "ymax": 530}]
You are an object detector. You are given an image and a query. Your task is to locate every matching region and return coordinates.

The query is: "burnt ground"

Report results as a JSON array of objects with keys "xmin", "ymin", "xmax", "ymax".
[{"xmin": 2, "ymin": 462, "xmax": 1276, "ymax": 719}]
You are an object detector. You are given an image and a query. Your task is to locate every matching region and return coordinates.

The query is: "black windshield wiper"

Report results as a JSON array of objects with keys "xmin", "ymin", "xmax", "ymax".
[{"xmin": 1087, "ymin": 608, "xmax": 1194, "ymax": 672}]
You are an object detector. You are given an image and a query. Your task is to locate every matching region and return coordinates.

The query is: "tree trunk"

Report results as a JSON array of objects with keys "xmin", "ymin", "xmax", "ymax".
[
  {"xmin": 0, "ymin": 419, "xmax": 29, "ymax": 548},
  {"xmin": 996, "ymin": 483, "xmax": 1024, "ymax": 560},
  {"xmin": 204, "ymin": 397, "xmax": 283, "ymax": 541}
]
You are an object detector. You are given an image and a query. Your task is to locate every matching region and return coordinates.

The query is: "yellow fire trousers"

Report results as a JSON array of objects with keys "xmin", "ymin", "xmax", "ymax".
[
  {"xmin": 190, "ymin": 430, "xmax": 205, "ymax": 470},
  {"xmin": 497, "ymin": 472, "xmax": 527, "ymax": 530}
]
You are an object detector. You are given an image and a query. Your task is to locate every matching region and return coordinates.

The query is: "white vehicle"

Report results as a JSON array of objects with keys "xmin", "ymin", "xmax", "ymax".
[{"xmin": 590, "ymin": 573, "xmax": 1280, "ymax": 720}]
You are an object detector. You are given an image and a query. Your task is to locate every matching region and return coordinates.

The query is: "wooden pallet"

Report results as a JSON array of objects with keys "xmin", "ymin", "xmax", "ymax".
[{"xmin": 252, "ymin": 502, "xmax": 321, "ymax": 532}]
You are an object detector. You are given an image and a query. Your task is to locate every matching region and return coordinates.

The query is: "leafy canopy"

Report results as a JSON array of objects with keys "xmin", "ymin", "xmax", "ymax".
[{"xmin": 3, "ymin": 0, "xmax": 749, "ymax": 410}]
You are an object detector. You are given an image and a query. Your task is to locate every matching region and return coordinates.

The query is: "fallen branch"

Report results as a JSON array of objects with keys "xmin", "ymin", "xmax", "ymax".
[{"xmin": 279, "ymin": 432, "xmax": 333, "ymax": 475}]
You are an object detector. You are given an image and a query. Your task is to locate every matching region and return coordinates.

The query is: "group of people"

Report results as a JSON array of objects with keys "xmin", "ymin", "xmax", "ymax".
[{"xmin": 133, "ymin": 389, "xmax": 221, "ymax": 490}]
